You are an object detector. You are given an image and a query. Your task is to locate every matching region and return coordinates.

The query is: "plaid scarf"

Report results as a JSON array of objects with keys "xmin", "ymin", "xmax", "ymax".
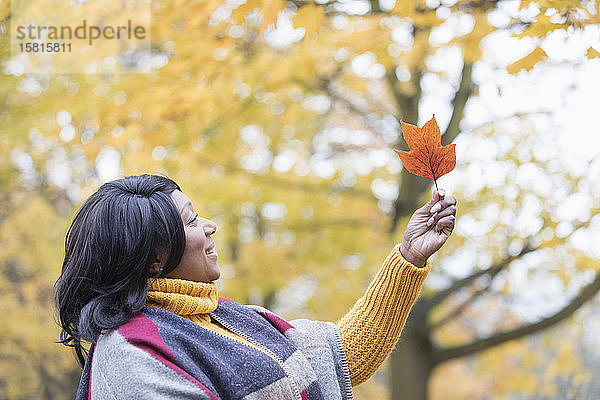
[{"xmin": 76, "ymin": 297, "xmax": 353, "ymax": 400}]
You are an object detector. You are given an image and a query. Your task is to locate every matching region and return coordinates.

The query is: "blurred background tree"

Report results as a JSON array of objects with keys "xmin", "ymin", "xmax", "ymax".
[{"xmin": 1, "ymin": 0, "xmax": 599, "ymax": 398}]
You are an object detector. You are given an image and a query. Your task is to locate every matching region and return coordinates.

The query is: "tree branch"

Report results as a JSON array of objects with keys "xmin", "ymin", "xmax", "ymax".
[
  {"xmin": 193, "ymin": 154, "xmax": 374, "ymax": 199},
  {"xmin": 426, "ymin": 239, "xmax": 537, "ymax": 307},
  {"xmin": 427, "ymin": 217, "xmax": 596, "ymax": 323},
  {"xmin": 368, "ymin": 0, "xmax": 382, "ymax": 13},
  {"xmin": 442, "ymin": 62, "xmax": 474, "ymax": 145},
  {"xmin": 428, "ymin": 267, "xmax": 502, "ymax": 331},
  {"xmin": 324, "ymin": 82, "xmax": 382, "ymax": 130},
  {"xmin": 432, "ymin": 267, "xmax": 600, "ymax": 365},
  {"xmin": 287, "ymin": 217, "xmax": 375, "ymax": 231},
  {"xmin": 288, "ymin": 0, "xmax": 338, "ymax": 10}
]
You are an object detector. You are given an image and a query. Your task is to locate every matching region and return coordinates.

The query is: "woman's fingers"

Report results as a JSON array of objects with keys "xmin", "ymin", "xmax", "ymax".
[
  {"xmin": 429, "ymin": 195, "xmax": 457, "ymax": 214},
  {"xmin": 435, "ymin": 215, "xmax": 455, "ymax": 233},
  {"xmin": 425, "ymin": 195, "xmax": 457, "ymax": 227},
  {"xmin": 431, "ymin": 205, "xmax": 456, "ymax": 222}
]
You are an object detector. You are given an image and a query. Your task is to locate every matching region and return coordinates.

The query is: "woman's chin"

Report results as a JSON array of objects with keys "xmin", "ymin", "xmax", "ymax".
[{"xmin": 209, "ymin": 265, "xmax": 221, "ymax": 281}]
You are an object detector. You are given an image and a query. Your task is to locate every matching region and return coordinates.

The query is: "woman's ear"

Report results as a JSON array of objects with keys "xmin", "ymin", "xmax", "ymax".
[{"xmin": 149, "ymin": 246, "xmax": 168, "ymax": 276}]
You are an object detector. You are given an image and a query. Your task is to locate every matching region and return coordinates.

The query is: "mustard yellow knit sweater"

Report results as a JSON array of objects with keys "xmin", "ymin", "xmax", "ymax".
[{"xmin": 146, "ymin": 243, "xmax": 430, "ymax": 387}]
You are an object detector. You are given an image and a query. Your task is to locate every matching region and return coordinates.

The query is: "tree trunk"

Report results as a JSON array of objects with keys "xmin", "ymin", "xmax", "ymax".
[
  {"xmin": 390, "ymin": 170, "xmax": 432, "ymax": 234},
  {"xmin": 390, "ymin": 301, "xmax": 434, "ymax": 400}
]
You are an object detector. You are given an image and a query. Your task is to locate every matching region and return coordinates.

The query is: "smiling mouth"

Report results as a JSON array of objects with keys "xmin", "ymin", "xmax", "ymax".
[{"xmin": 205, "ymin": 246, "xmax": 217, "ymax": 256}]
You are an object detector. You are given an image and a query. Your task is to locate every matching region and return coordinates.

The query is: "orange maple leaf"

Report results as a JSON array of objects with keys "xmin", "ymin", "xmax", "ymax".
[{"xmin": 394, "ymin": 115, "xmax": 456, "ymax": 190}]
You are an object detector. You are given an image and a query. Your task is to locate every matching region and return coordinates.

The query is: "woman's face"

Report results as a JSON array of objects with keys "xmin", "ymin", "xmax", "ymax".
[{"xmin": 165, "ymin": 190, "xmax": 220, "ymax": 282}]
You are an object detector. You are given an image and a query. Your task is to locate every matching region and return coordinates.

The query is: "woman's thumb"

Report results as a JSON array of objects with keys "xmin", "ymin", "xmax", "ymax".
[
  {"xmin": 425, "ymin": 187, "xmax": 444, "ymax": 211},
  {"xmin": 430, "ymin": 187, "xmax": 440, "ymax": 204}
]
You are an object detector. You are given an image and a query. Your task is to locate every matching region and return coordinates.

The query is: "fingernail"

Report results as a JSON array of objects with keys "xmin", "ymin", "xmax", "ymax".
[
  {"xmin": 439, "ymin": 189, "xmax": 445, "ymax": 197},
  {"xmin": 427, "ymin": 216, "xmax": 434, "ymax": 226},
  {"xmin": 431, "ymin": 204, "xmax": 441, "ymax": 213}
]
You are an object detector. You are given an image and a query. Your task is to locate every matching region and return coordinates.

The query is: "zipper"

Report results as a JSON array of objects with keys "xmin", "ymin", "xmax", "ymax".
[{"xmin": 209, "ymin": 313, "xmax": 303, "ymax": 400}]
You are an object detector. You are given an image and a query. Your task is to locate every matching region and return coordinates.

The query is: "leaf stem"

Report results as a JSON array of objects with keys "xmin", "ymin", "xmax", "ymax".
[{"xmin": 427, "ymin": 155, "xmax": 439, "ymax": 192}]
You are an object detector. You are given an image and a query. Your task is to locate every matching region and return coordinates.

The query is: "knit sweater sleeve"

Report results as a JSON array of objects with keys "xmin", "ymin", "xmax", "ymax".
[{"xmin": 336, "ymin": 243, "xmax": 431, "ymax": 386}]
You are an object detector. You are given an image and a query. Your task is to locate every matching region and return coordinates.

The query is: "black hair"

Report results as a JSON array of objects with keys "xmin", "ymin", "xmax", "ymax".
[{"xmin": 54, "ymin": 174, "xmax": 186, "ymax": 367}]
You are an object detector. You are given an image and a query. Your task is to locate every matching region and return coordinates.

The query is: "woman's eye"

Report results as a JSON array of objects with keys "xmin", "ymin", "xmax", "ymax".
[{"xmin": 188, "ymin": 214, "xmax": 199, "ymax": 225}]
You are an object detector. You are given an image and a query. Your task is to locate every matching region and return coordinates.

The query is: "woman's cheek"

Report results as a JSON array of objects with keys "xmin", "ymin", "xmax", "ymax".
[{"xmin": 187, "ymin": 231, "xmax": 203, "ymax": 251}]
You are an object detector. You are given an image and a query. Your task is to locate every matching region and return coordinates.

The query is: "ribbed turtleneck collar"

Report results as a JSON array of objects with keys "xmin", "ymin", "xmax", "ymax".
[{"xmin": 146, "ymin": 278, "xmax": 218, "ymax": 316}]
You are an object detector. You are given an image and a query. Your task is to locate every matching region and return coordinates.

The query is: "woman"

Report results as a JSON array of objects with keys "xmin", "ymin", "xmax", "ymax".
[{"xmin": 55, "ymin": 174, "xmax": 456, "ymax": 400}]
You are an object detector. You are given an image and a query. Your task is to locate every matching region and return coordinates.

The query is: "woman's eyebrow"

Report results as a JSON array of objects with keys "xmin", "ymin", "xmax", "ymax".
[{"xmin": 179, "ymin": 201, "xmax": 193, "ymax": 215}]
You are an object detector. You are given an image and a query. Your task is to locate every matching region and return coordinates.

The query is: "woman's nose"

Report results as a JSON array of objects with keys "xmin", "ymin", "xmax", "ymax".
[{"xmin": 202, "ymin": 218, "xmax": 217, "ymax": 236}]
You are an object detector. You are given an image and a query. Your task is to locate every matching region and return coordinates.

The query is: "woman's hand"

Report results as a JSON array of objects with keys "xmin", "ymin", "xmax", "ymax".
[{"xmin": 399, "ymin": 188, "xmax": 457, "ymax": 267}]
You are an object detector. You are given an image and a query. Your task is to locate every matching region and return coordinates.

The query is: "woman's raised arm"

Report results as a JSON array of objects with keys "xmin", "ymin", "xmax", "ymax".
[{"xmin": 336, "ymin": 189, "xmax": 457, "ymax": 386}]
